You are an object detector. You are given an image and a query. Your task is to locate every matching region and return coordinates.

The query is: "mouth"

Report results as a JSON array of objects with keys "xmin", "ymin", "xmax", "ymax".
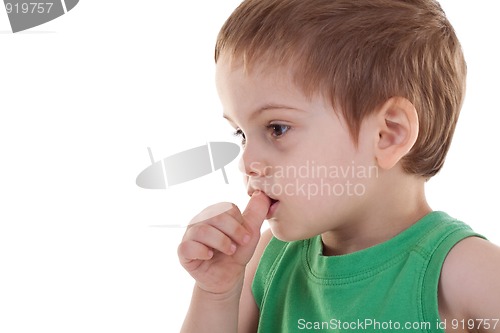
[
  {"xmin": 248, "ymin": 189, "xmax": 280, "ymax": 219},
  {"xmin": 266, "ymin": 197, "xmax": 280, "ymax": 219}
]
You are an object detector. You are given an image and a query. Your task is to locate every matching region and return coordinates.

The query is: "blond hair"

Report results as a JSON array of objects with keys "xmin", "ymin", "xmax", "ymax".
[{"xmin": 215, "ymin": 0, "xmax": 467, "ymax": 178}]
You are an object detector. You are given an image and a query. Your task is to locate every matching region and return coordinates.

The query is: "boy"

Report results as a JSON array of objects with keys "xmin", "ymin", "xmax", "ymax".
[{"xmin": 178, "ymin": 0, "xmax": 500, "ymax": 332}]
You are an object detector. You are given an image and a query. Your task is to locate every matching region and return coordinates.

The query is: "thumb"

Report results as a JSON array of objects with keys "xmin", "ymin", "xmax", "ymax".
[{"xmin": 242, "ymin": 191, "xmax": 271, "ymax": 233}]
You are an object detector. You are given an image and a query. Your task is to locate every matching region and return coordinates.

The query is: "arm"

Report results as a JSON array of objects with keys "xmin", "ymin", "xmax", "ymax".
[
  {"xmin": 238, "ymin": 229, "xmax": 274, "ymax": 333},
  {"xmin": 178, "ymin": 192, "xmax": 271, "ymax": 333},
  {"xmin": 180, "ymin": 229, "xmax": 273, "ymax": 333},
  {"xmin": 439, "ymin": 237, "xmax": 500, "ymax": 333},
  {"xmin": 180, "ymin": 281, "xmax": 243, "ymax": 332}
]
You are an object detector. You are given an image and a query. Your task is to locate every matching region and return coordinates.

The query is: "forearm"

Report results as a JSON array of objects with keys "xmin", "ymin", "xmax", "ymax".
[{"xmin": 180, "ymin": 282, "xmax": 243, "ymax": 333}]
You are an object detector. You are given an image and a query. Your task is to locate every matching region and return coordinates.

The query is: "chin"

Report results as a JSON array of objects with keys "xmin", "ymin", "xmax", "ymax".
[{"xmin": 268, "ymin": 221, "xmax": 313, "ymax": 243}]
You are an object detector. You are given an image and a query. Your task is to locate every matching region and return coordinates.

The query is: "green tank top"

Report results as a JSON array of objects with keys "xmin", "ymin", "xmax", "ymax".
[{"xmin": 252, "ymin": 211, "xmax": 484, "ymax": 332}]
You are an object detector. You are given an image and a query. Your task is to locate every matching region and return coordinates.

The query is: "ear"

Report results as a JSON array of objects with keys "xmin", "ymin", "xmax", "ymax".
[{"xmin": 374, "ymin": 97, "xmax": 419, "ymax": 170}]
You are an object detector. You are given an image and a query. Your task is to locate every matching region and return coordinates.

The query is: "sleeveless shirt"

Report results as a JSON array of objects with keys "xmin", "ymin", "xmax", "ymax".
[{"xmin": 252, "ymin": 211, "xmax": 484, "ymax": 332}]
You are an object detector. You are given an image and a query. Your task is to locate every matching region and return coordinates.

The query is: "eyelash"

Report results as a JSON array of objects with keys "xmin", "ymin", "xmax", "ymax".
[
  {"xmin": 233, "ymin": 129, "xmax": 246, "ymax": 145},
  {"xmin": 233, "ymin": 124, "xmax": 291, "ymax": 145}
]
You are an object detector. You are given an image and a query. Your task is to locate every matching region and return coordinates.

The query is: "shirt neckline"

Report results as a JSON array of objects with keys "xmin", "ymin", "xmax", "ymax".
[{"xmin": 304, "ymin": 211, "xmax": 451, "ymax": 282}]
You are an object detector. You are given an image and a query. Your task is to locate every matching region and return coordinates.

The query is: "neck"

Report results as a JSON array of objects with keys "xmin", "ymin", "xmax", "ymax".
[{"xmin": 321, "ymin": 173, "xmax": 432, "ymax": 256}]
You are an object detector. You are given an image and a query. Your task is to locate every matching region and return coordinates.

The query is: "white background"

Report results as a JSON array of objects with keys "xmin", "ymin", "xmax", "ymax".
[{"xmin": 0, "ymin": 1, "xmax": 498, "ymax": 332}]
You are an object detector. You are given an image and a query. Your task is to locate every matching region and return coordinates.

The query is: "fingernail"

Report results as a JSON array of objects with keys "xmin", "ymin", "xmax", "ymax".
[{"xmin": 230, "ymin": 243, "xmax": 237, "ymax": 254}]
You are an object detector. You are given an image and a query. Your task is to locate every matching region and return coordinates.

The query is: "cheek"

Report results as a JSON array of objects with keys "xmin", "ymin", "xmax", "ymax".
[{"xmin": 275, "ymin": 159, "xmax": 372, "ymax": 202}]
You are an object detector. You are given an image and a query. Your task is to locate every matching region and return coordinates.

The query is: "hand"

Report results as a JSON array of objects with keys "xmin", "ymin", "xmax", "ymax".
[{"xmin": 177, "ymin": 191, "xmax": 271, "ymax": 295}]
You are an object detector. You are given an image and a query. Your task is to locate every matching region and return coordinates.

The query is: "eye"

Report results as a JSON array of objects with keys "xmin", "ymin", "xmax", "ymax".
[
  {"xmin": 233, "ymin": 128, "xmax": 246, "ymax": 145},
  {"xmin": 268, "ymin": 124, "xmax": 290, "ymax": 138}
]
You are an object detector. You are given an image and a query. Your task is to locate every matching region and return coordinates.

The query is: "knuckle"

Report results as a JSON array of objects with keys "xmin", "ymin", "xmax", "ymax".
[
  {"xmin": 190, "ymin": 202, "xmax": 236, "ymax": 225},
  {"xmin": 228, "ymin": 203, "xmax": 241, "ymax": 214},
  {"xmin": 177, "ymin": 241, "xmax": 190, "ymax": 258},
  {"xmin": 209, "ymin": 213, "xmax": 225, "ymax": 225},
  {"xmin": 190, "ymin": 223, "xmax": 212, "ymax": 239}
]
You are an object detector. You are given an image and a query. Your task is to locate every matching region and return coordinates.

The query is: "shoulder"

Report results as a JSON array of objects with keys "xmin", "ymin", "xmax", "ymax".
[{"xmin": 439, "ymin": 237, "xmax": 500, "ymax": 332}]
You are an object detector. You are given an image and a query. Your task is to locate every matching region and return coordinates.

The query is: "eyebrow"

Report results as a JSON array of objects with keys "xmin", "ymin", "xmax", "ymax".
[{"xmin": 223, "ymin": 104, "xmax": 305, "ymax": 123}]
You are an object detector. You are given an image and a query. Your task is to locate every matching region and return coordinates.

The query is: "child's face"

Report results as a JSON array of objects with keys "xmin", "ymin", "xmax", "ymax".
[{"xmin": 216, "ymin": 55, "xmax": 379, "ymax": 241}]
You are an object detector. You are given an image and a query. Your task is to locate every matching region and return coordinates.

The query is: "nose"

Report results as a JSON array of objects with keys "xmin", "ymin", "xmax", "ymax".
[
  {"xmin": 238, "ymin": 141, "xmax": 272, "ymax": 197},
  {"xmin": 238, "ymin": 142, "xmax": 269, "ymax": 177}
]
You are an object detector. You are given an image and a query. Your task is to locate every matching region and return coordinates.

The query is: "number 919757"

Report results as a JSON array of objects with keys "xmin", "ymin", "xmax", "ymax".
[{"xmin": 5, "ymin": 2, "xmax": 53, "ymax": 14}]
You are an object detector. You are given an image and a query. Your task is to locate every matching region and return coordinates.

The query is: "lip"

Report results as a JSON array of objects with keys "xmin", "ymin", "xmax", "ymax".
[
  {"xmin": 266, "ymin": 198, "xmax": 280, "ymax": 219},
  {"xmin": 248, "ymin": 189, "xmax": 280, "ymax": 219}
]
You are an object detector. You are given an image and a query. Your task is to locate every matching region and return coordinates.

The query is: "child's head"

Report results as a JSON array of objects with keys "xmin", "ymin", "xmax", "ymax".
[{"xmin": 215, "ymin": 0, "xmax": 466, "ymax": 179}]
